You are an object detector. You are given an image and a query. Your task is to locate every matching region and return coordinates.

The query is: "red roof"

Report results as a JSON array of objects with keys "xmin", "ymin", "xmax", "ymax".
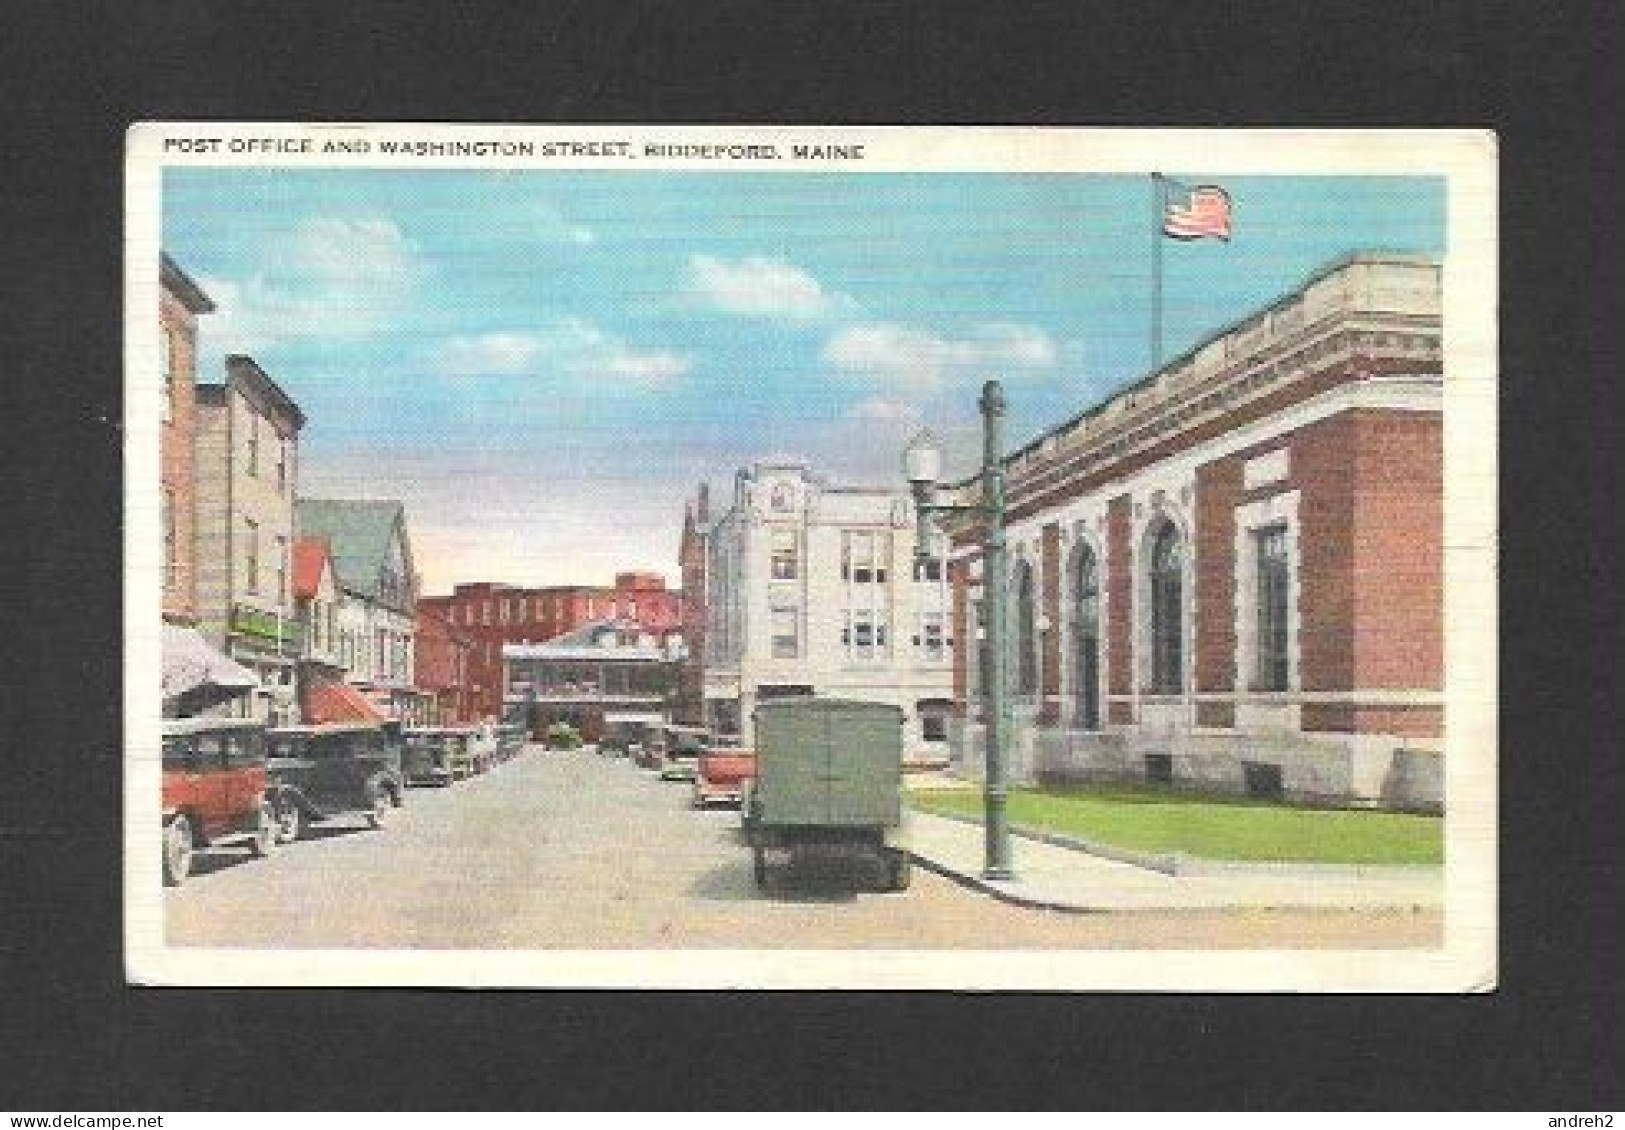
[
  {"xmin": 291, "ymin": 537, "xmax": 331, "ymax": 601},
  {"xmin": 301, "ymin": 678, "xmax": 388, "ymax": 725}
]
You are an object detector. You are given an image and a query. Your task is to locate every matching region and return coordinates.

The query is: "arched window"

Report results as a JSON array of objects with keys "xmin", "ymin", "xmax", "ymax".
[
  {"xmin": 1149, "ymin": 521, "xmax": 1184, "ymax": 693},
  {"xmin": 1070, "ymin": 544, "xmax": 1101, "ymax": 729},
  {"xmin": 1014, "ymin": 558, "xmax": 1039, "ymax": 697}
]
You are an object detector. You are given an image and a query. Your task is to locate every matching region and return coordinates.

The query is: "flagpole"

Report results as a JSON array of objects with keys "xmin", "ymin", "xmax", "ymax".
[{"xmin": 1150, "ymin": 172, "xmax": 1164, "ymax": 372}]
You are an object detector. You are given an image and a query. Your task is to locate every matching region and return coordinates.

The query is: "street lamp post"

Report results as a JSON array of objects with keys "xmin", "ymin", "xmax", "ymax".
[{"xmin": 903, "ymin": 379, "xmax": 1014, "ymax": 881}]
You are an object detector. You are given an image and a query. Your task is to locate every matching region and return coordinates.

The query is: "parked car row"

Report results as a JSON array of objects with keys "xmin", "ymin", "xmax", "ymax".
[{"xmin": 161, "ymin": 716, "xmax": 530, "ymax": 886}]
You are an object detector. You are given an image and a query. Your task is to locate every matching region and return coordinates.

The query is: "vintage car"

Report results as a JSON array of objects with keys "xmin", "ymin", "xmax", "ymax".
[
  {"xmin": 599, "ymin": 718, "xmax": 652, "ymax": 759},
  {"xmin": 657, "ymin": 725, "xmax": 710, "ymax": 781},
  {"xmin": 691, "ymin": 747, "xmax": 756, "ymax": 809},
  {"xmin": 402, "ymin": 727, "xmax": 459, "ymax": 786},
  {"xmin": 161, "ymin": 717, "xmax": 277, "ymax": 886},
  {"xmin": 494, "ymin": 722, "xmax": 527, "ymax": 763},
  {"xmin": 265, "ymin": 722, "xmax": 405, "ymax": 842}
]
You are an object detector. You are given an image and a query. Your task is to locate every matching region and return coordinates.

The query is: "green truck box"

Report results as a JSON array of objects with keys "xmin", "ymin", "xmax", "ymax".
[{"xmin": 742, "ymin": 698, "xmax": 912, "ymax": 891}]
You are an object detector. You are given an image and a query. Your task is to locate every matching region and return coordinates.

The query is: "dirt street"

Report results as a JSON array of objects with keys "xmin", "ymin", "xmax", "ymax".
[{"xmin": 165, "ymin": 747, "xmax": 1441, "ymax": 950}]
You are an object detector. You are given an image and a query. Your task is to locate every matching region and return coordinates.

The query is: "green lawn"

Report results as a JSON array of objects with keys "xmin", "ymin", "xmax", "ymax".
[{"xmin": 909, "ymin": 785, "xmax": 1443, "ymax": 865}]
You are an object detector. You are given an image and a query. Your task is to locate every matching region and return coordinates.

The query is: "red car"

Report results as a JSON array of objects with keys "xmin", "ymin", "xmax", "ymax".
[
  {"xmin": 692, "ymin": 748, "xmax": 756, "ymax": 809},
  {"xmin": 161, "ymin": 717, "xmax": 277, "ymax": 886}
]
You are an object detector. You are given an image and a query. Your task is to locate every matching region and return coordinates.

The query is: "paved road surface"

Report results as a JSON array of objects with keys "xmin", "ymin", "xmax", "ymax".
[{"xmin": 165, "ymin": 747, "xmax": 1440, "ymax": 949}]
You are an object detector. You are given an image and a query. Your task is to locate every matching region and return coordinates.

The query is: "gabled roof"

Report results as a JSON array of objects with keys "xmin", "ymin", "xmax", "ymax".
[
  {"xmin": 296, "ymin": 499, "xmax": 410, "ymax": 597},
  {"xmin": 291, "ymin": 536, "xmax": 333, "ymax": 601}
]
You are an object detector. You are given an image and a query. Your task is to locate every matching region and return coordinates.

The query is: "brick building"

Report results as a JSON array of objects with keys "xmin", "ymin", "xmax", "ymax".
[
  {"xmin": 419, "ymin": 572, "xmax": 682, "ymax": 721},
  {"xmin": 946, "ymin": 252, "xmax": 1444, "ymax": 811},
  {"xmin": 159, "ymin": 254, "xmax": 214, "ymax": 626},
  {"xmin": 415, "ymin": 607, "xmax": 476, "ymax": 724}
]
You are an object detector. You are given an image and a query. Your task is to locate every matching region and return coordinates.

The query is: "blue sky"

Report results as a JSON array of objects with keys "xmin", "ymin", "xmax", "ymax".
[{"xmin": 163, "ymin": 169, "xmax": 1444, "ymax": 592}]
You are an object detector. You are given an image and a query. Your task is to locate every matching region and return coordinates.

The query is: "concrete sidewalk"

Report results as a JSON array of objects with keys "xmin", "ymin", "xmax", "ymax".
[{"xmin": 904, "ymin": 809, "xmax": 1443, "ymax": 913}]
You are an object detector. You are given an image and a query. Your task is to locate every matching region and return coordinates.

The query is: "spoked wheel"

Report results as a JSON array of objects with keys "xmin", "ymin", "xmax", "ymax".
[
  {"xmin": 365, "ymin": 782, "xmax": 390, "ymax": 829},
  {"xmin": 274, "ymin": 800, "xmax": 302, "ymax": 845},
  {"xmin": 248, "ymin": 801, "xmax": 276, "ymax": 858},
  {"xmin": 163, "ymin": 816, "xmax": 193, "ymax": 887}
]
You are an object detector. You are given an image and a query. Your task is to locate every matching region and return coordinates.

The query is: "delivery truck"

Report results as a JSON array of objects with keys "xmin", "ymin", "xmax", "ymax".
[{"xmin": 742, "ymin": 698, "xmax": 912, "ymax": 891}]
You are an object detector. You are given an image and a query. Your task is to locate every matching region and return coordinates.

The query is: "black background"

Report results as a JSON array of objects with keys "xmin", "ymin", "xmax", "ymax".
[{"xmin": 2, "ymin": 0, "xmax": 1620, "ymax": 1111}]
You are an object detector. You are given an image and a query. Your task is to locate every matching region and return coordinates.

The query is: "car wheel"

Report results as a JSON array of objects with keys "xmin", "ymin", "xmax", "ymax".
[
  {"xmin": 752, "ymin": 846, "xmax": 768, "ymax": 890},
  {"xmin": 248, "ymin": 801, "xmax": 276, "ymax": 858},
  {"xmin": 389, "ymin": 781, "xmax": 406, "ymax": 808},
  {"xmin": 365, "ymin": 783, "xmax": 390, "ymax": 829},
  {"xmin": 163, "ymin": 816, "xmax": 193, "ymax": 887},
  {"xmin": 274, "ymin": 800, "xmax": 301, "ymax": 845}
]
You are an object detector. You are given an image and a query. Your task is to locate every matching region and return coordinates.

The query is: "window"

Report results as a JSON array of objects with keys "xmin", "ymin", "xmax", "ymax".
[
  {"xmin": 842, "ymin": 608, "xmax": 888, "ymax": 661},
  {"xmin": 912, "ymin": 555, "xmax": 943, "ymax": 583},
  {"xmin": 1149, "ymin": 521, "xmax": 1184, "ymax": 693},
  {"xmin": 769, "ymin": 607, "xmax": 799, "ymax": 658},
  {"xmin": 915, "ymin": 610, "xmax": 947, "ymax": 662},
  {"xmin": 162, "ymin": 489, "xmax": 176, "ymax": 590},
  {"xmin": 246, "ymin": 410, "xmax": 259, "ymax": 476},
  {"xmin": 483, "ymin": 600, "xmax": 492, "ymax": 626},
  {"xmin": 769, "ymin": 528, "xmax": 798, "ymax": 580},
  {"xmin": 1013, "ymin": 558, "xmax": 1039, "ymax": 696},
  {"xmin": 841, "ymin": 530, "xmax": 890, "ymax": 584},
  {"xmin": 243, "ymin": 518, "xmax": 259, "ymax": 593},
  {"xmin": 1254, "ymin": 525, "xmax": 1290, "ymax": 691},
  {"xmin": 499, "ymin": 599, "xmax": 509, "ymax": 625},
  {"xmin": 274, "ymin": 535, "xmax": 288, "ymax": 603},
  {"xmin": 1069, "ymin": 544, "xmax": 1102, "ymax": 730},
  {"xmin": 918, "ymin": 703, "xmax": 950, "ymax": 743},
  {"xmin": 275, "ymin": 435, "xmax": 288, "ymax": 492}
]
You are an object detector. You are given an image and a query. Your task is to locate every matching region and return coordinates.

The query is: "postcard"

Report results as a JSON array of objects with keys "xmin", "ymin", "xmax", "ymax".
[{"xmin": 126, "ymin": 124, "xmax": 1497, "ymax": 989}]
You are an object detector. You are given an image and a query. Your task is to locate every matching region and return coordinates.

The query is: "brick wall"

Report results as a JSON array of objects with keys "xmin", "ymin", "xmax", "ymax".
[
  {"xmin": 1194, "ymin": 456, "xmax": 1244, "ymax": 728},
  {"xmin": 160, "ymin": 289, "xmax": 199, "ymax": 624},
  {"xmin": 1351, "ymin": 411, "xmax": 1444, "ymax": 694},
  {"xmin": 1106, "ymin": 494, "xmax": 1133, "ymax": 724}
]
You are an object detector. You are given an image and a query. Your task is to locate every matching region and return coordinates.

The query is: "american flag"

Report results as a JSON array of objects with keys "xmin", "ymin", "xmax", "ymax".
[{"xmin": 1162, "ymin": 181, "xmax": 1233, "ymax": 241}]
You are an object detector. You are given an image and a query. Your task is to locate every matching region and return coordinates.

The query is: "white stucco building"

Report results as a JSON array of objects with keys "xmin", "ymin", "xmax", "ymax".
[{"xmin": 701, "ymin": 458, "xmax": 954, "ymax": 762}]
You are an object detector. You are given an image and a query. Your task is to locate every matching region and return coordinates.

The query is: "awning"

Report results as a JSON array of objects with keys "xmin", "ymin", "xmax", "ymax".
[
  {"xmin": 163, "ymin": 625, "xmax": 257, "ymax": 708},
  {"xmin": 301, "ymin": 678, "xmax": 389, "ymax": 725}
]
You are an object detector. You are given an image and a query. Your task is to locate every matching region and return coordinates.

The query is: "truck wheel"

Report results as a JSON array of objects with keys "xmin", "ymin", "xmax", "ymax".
[
  {"xmin": 163, "ymin": 816, "xmax": 193, "ymax": 887},
  {"xmin": 274, "ymin": 800, "xmax": 302, "ymax": 844},
  {"xmin": 888, "ymin": 850, "xmax": 913, "ymax": 892},
  {"xmin": 248, "ymin": 801, "xmax": 276, "ymax": 858},
  {"xmin": 752, "ymin": 846, "xmax": 768, "ymax": 890}
]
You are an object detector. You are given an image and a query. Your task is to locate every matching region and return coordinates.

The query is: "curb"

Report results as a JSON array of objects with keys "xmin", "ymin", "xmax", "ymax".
[{"xmin": 906, "ymin": 851, "xmax": 1109, "ymax": 915}]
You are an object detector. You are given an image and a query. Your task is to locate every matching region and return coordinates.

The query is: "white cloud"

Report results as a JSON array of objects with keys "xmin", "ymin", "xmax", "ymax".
[
  {"xmin": 685, "ymin": 254, "xmax": 852, "ymax": 321},
  {"xmin": 435, "ymin": 332, "xmax": 548, "ymax": 375},
  {"xmin": 849, "ymin": 397, "xmax": 923, "ymax": 425},
  {"xmin": 194, "ymin": 215, "xmax": 424, "ymax": 363},
  {"xmin": 433, "ymin": 319, "xmax": 690, "ymax": 387},
  {"xmin": 823, "ymin": 320, "xmax": 1060, "ymax": 389}
]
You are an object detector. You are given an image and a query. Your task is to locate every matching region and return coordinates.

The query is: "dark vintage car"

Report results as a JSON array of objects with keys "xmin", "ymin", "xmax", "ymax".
[
  {"xmin": 265, "ymin": 722, "xmax": 405, "ymax": 842},
  {"xmin": 402, "ymin": 727, "xmax": 457, "ymax": 786},
  {"xmin": 658, "ymin": 725, "xmax": 710, "ymax": 781},
  {"xmin": 494, "ymin": 722, "xmax": 527, "ymax": 763},
  {"xmin": 161, "ymin": 717, "xmax": 278, "ymax": 886}
]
